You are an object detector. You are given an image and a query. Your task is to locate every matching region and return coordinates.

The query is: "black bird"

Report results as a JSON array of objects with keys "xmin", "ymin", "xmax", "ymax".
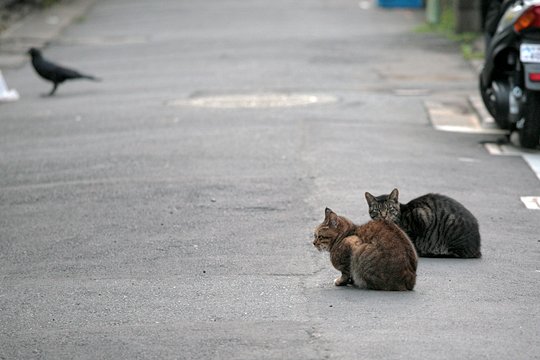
[{"xmin": 28, "ymin": 47, "xmax": 100, "ymax": 96}]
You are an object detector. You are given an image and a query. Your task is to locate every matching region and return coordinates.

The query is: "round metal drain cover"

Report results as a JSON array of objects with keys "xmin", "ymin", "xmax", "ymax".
[{"xmin": 169, "ymin": 93, "xmax": 338, "ymax": 109}]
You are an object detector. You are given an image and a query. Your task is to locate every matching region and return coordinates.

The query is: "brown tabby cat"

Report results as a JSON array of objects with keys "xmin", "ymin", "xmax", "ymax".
[{"xmin": 313, "ymin": 208, "xmax": 418, "ymax": 291}]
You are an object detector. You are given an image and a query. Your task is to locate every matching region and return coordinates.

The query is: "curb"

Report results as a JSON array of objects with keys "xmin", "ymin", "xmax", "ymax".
[
  {"xmin": 467, "ymin": 94, "xmax": 500, "ymax": 129},
  {"xmin": 0, "ymin": 0, "xmax": 98, "ymax": 69}
]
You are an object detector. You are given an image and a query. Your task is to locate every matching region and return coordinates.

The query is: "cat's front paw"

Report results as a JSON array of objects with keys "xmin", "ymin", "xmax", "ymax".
[{"xmin": 334, "ymin": 276, "xmax": 350, "ymax": 286}]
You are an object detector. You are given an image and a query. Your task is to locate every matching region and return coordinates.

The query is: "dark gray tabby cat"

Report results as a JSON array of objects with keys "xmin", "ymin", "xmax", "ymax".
[{"xmin": 365, "ymin": 189, "xmax": 481, "ymax": 258}]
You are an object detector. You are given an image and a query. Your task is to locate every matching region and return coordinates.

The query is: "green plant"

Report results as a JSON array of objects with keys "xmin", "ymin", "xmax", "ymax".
[{"xmin": 415, "ymin": 6, "xmax": 483, "ymax": 59}]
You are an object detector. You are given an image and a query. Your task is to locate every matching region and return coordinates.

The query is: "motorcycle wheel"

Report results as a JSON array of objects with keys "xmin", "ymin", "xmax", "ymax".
[
  {"xmin": 479, "ymin": 75, "xmax": 511, "ymax": 129},
  {"xmin": 519, "ymin": 90, "xmax": 540, "ymax": 149}
]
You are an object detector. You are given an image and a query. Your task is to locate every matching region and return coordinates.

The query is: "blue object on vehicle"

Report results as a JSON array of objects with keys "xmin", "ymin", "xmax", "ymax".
[{"xmin": 378, "ymin": 0, "xmax": 423, "ymax": 8}]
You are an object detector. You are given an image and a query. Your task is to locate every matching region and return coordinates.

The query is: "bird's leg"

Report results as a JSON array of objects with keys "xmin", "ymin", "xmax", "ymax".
[{"xmin": 48, "ymin": 83, "xmax": 58, "ymax": 96}]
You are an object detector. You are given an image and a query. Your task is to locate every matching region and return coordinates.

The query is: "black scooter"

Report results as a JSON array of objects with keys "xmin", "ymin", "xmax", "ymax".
[{"xmin": 480, "ymin": 0, "xmax": 540, "ymax": 148}]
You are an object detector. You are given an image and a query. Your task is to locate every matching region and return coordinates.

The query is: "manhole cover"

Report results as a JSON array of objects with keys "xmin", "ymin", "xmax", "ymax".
[{"xmin": 168, "ymin": 93, "xmax": 338, "ymax": 109}]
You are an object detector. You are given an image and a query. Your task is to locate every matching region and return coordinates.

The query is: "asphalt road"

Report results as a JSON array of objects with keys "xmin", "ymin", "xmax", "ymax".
[{"xmin": 1, "ymin": 0, "xmax": 539, "ymax": 359}]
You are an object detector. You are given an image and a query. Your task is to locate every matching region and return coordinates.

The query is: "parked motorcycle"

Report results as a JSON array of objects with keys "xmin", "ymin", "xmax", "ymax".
[{"xmin": 480, "ymin": 0, "xmax": 540, "ymax": 148}]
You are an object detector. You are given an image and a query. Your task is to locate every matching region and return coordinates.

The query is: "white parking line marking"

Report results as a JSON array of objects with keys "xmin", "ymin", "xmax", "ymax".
[
  {"xmin": 521, "ymin": 197, "xmax": 540, "ymax": 210},
  {"xmin": 484, "ymin": 143, "xmax": 524, "ymax": 156},
  {"xmin": 435, "ymin": 125, "xmax": 507, "ymax": 134}
]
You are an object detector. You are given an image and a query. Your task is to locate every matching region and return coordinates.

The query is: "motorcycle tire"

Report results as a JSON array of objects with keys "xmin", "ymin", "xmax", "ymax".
[
  {"xmin": 519, "ymin": 90, "xmax": 540, "ymax": 149},
  {"xmin": 479, "ymin": 74, "xmax": 511, "ymax": 129}
]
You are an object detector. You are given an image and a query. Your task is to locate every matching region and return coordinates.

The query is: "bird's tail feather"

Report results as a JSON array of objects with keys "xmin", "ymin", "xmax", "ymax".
[{"xmin": 81, "ymin": 74, "xmax": 102, "ymax": 82}]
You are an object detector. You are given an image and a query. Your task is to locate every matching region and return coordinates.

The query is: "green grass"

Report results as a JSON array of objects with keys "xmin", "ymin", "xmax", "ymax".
[
  {"xmin": 415, "ymin": 7, "xmax": 484, "ymax": 60},
  {"xmin": 460, "ymin": 43, "xmax": 484, "ymax": 60}
]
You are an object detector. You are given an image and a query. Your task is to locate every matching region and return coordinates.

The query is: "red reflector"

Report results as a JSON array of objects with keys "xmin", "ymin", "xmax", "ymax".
[{"xmin": 529, "ymin": 73, "xmax": 540, "ymax": 82}]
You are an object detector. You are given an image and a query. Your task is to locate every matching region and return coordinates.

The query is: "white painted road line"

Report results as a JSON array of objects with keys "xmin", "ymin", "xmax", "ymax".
[
  {"xmin": 521, "ymin": 197, "xmax": 540, "ymax": 210},
  {"xmin": 484, "ymin": 143, "xmax": 524, "ymax": 156}
]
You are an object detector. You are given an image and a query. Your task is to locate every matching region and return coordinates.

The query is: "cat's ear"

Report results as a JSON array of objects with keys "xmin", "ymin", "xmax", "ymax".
[
  {"xmin": 324, "ymin": 208, "xmax": 338, "ymax": 227},
  {"xmin": 365, "ymin": 192, "xmax": 376, "ymax": 206},
  {"xmin": 389, "ymin": 188, "xmax": 399, "ymax": 202},
  {"xmin": 325, "ymin": 207, "xmax": 333, "ymax": 218},
  {"xmin": 328, "ymin": 212, "xmax": 339, "ymax": 228}
]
